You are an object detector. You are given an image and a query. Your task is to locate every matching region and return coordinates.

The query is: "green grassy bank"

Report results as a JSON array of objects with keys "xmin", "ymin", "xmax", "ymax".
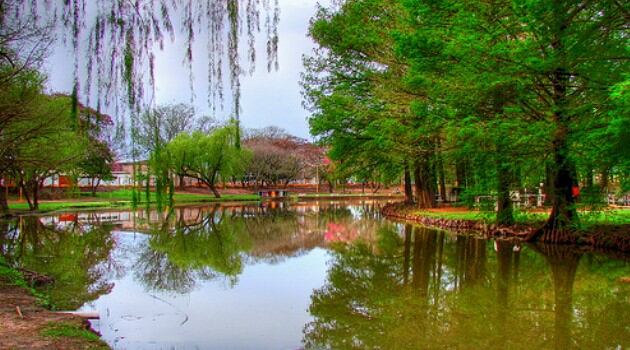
[
  {"xmin": 411, "ymin": 208, "xmax": 630, "ymax": 228},
  {"xmin": 8, "ymin": 190, "xmax": 260, "ymax": 213}
]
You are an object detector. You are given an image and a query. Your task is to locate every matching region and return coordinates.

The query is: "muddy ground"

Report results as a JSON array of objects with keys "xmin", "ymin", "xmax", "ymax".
[{"xmin": 0, "ymin": 281, "xmax": 108, "ymax": 350}]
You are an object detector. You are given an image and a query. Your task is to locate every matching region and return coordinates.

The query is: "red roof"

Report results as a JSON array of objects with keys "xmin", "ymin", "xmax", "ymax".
[{"xmin": 111, "ymin": 163, "xmax": 124, "ymax": 172}]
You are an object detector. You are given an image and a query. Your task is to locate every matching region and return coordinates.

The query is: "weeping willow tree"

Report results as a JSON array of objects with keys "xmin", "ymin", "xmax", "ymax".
[{"xmin": 4, "ymin": 0, "xmax": 280, "ymax": 133}]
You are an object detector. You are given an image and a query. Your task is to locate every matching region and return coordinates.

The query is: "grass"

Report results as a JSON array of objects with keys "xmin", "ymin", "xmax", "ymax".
[
  {"xmin": 411, "ymin": 208, "xmax": 630, "ymax": 227},
  {"xmin": 8, "ymin": 201, "xmax": 115, "ymax": 211},
  {"xmin": 95, "ymin": 189, "xmax": 260, "ymax": 203},
  {"xmin": 578, "ymin": 209, "xmax": 630, "ymax": 227},
  {"xmin": 41, "ymin": 322, "xmax": 108, "ymax": 348},
  {"xmin": 8, "ymin": 189, "xmax": 260, "ymax": 213}
]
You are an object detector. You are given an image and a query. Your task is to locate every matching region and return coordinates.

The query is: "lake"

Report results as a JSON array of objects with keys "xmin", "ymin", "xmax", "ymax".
[{"xmin": 1, "ymin": 200, "xmax": 629, "ymax": 349}]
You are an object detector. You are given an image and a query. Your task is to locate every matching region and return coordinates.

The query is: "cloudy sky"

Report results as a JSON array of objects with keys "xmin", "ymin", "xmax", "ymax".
[{"xmin": 44, "ymin": 0, "xmax": 328, "ymax": 140}]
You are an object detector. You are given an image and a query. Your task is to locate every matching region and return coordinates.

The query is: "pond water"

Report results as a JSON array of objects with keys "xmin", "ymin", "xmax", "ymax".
[{"xmin": 1, "ymin": 200, "xmax": 629, "ymax": 349}]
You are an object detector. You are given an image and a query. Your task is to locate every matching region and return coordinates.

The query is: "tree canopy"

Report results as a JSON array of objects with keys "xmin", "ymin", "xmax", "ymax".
[{"xmin": 304, "ymin": 0, "xmax": 629, "ymax": 242}]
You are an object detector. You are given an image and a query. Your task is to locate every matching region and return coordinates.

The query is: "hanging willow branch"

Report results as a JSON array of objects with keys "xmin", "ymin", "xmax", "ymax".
[{"xmin": 6, "ymin": 0, "xmax": 280, "ymax": 129}]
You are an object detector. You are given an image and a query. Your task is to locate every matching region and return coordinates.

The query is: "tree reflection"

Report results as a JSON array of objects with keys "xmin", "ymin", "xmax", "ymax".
[
  {"xmin": 136, "ymin": 206, "xmax": 251, "ymax": 290},
  {"xmin": 454, "ymin": 235, "xmax": 488, "ymax": 289},
  {"xmin": 534, "ymin": 244, "xmax": 582, "ymax": 350},
  {"xmin": 303, "ymin": 225, "xmax": 629, "ymax": 350},
  {"xmin": 0, "ymin": 216, "xmax": 116, "ymax": 310},
  {"xmin": 132, "ymin": 201, "xmax": 392, "ymax": 293}
]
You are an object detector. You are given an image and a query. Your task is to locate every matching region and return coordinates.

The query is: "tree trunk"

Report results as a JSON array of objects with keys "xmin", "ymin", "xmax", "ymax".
[
  {"xmin": 209, "ymin": 183, "xmax": 221, "ymax": 198},
  {"xmin": 438, "ymin": 161, "xmax": 447, "ymax": 203},
  {"xmin": 585, "ymin": 168, "xmax": 593, "ymax": 189},
  {"xmin": 496, "ymin": 157, "xmax": 514, "ymax": 226},
  {"xmin": 543, "ymin": 162, "xmax": 553, "ymax": 205},
  {"xmin": 599, "ymin": 167, "xmax": 609, "ymax": 193},
  {"xmin": 435, "ymin": 138, "xmax": 447, "ymax": 202},
  {"xmin": 413, "ymin": 159, "xmax": 436, "ymax": 208},
  {"xmin": 0, "ymin": 183, "xmax": 9, "ymax": 217},
  {"xmin": 403, "ymin": 163, "xmax": 413, "ymax": 204},
  {"xmin": 527, "ymin": 69, "xmax": 578, "ymax": 243},
  {"xmin": 18, "ymin": 178, "xmax": 35, "ymax": 211},
  {"xmin": 526, "ymin": 16, "xmax": 579, "ymax": 242},
  {"xmin": 92, "ymin": 178, "xmax": 101, "ymax": 196},
  {"xmin": 32, "ymin": 181, "xmax": 39, "ymax": 210},
  {"xmin": 455, "ymin": 159, "xmax": 467, "ymax": 189}
]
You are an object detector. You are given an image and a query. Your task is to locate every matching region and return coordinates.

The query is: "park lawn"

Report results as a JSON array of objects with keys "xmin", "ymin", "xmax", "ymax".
[
  {"xmin": 94, "ymin": 189, "xmax": 259, "ymax": 203},
  {"xmin": 8, "ymin": 190, "xmax": 260, "ymax": 213},
  {"xmin": 411, "ymin": 208, "xmax": 630, "ymax": 227},
  {"xmin": 8, "ymin": 201, "xmax": 116, "ymax": 211}
]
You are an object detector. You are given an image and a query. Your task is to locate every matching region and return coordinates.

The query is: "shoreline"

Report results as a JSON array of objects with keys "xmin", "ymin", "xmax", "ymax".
[
  {"xmin": 0, "ymin": 263, "xmax": 109, "ymax": 349},
  {"xmin": 381, "ymin": 202, "xmax": 630, "ymax": 253},
  {"xmin": 3, "ymin": 192, "xmax": 401, "ymax": 216},
  {"xmin": 5, "ymin": 192, "xmax": 261, "ymax": 216}
]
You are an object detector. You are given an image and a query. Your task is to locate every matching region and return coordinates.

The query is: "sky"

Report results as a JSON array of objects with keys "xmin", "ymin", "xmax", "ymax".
[{"xmin": 44, "ymin": 0, "xmax": 328, "ymax": 140}]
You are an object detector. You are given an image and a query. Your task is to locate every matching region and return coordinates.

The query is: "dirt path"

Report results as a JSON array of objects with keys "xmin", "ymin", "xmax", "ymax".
[{"xmin": 0, "ymin": 281, "xmax": 109, "ymax": 350}]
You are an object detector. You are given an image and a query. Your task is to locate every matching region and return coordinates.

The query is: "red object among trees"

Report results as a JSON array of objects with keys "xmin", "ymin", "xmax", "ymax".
[
  {"xmin": 572, "ymin": 186, "xmax": 580, "ymax": 198},
  {"xmin": 58, "ymin": 176, "xmax": 72, "ymax": 187},
  {"xmin": 59, "ymin": 214, "xmax": 76, "ymax": 222}
]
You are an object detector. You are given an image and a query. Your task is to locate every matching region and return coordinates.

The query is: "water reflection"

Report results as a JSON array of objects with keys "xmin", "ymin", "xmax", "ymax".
[
  {"xmin": 304, "ymin": 226, "xmax": 630, "ymax": 350},
  {"xmin": 0, "ymin": 215, "xmax": 117, "ymax": 310},
  {"xmin": 0, "ymin": 200, "xmax": 628, "ymax": 349}
]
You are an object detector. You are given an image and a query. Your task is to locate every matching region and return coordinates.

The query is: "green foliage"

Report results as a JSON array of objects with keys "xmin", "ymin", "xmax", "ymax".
[
  {"xmin": 160, "ymin": 123, "xmax": 251, "ymax": 197},
  {"xmin": 305, "ymin": 0, "xmax": 629, "ymax": 234},
  {"xmin": 78, "ymin": 139, "xmax": 115, "ymax": 193}
]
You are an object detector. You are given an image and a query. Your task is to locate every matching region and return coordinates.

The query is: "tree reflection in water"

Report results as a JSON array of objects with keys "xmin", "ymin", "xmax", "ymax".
[
  {"xmin": 136, "ymin": 206, "xmax": 251, "ymax": 291},
  {"xmin": 303, "ymin": 225, "xmax": 630, "ymax": 350},
  {"xmin": 133, "ymin": 200, "xmax": 391, "ymax": 292},
  {"xmin": 1, "ymin": 201, "xmax": 626, "ymax": 349},
  {"xmin": 0, "ymin": 215, "xmax": 117, "ymax": 310}
]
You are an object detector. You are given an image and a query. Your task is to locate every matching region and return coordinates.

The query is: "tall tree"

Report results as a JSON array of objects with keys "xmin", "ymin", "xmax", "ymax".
[
  {"xmin": 304, "ymin": 0, "xmax": 441, "ymax": 207},
  {"xmin": 9, "ymin": 95, "xmax": 87, "ymax": 210}
]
